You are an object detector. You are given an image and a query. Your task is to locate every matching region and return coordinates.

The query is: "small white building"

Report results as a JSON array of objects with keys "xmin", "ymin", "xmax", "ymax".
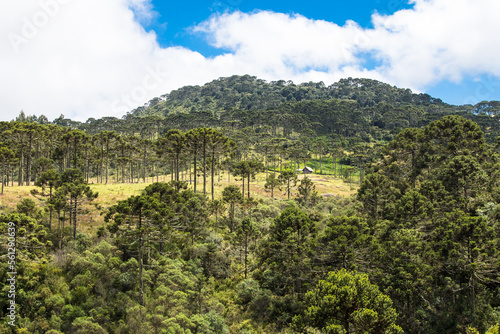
[
  {"xmin": 296, "ymin": 166, "xmax": 313, "ymax": 174},
  {"xmin": 302, "ymin": 166, "xmax": 313, "ymax": 174}
]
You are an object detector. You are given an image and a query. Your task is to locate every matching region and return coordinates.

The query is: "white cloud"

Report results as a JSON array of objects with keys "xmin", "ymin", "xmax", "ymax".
[
  {"xmin": 196, "ymin": 0, "xmax": 500, "ymax": 91},
  {"xmin": 193, "ymin": 11, "xmax": 387, "ymax": 85},
  {"xmin": 366, "ymin": 0, "xmax": 500, "ymax": 87},
  {"xmin": 0, "ymin": 0, "xmax": 499, "ymax": 122},
  {"xmin": 0, "ymin": 0, "xmax": 165, "ymax": 121}
]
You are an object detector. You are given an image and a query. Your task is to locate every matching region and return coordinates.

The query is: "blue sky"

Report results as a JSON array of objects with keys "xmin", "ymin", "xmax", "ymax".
[
  {"xmin": 2, "ymin": 0, "xmax": 500, "ymax": 121},
  {"xmin": 142, "ymin": 0, "xmax": 496, "ymax": 106},
  {"xmin": 147, "ymin": 0, "xmax": 415, "ymax": 56}
]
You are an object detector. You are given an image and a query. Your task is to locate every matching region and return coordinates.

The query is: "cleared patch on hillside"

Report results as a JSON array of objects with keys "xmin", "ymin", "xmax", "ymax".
[{"xmin": 0, "ymin": 172, "xmax": 358, "ymax": 235}]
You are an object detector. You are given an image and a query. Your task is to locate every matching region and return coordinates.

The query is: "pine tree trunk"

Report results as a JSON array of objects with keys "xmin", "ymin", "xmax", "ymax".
[
  {"xmin": 139, "ymin": 213, "xmax": 144, "ymax": 306},
  {"xmin": 203, "ymin": 137, "xmax": 207, "ymax": 195},
  {"xmin": 193, "ymin": 150, "xmax": 197, "ymax": 192},
  {"xmin": 33, "ymin": 142, "xmax": 40, "ymax": 184},
  {"xmin": 1, "ymin": 161, "xmax": 4, "ymax": 194},
  {"xmin": 171, "ymin": 160, "xmax": 174, "ymax": 181},
  {"xmin": 137, "ymin": 162, "xmax": 140, "ymax": 183},
  {"xmin": 87, "ymin": 154, "xmax": 90, "ymax": 183},
  {"xmin": 143, "ymin": 149, "xmax": 146, "ymax": 183},
  {"xmin": 73, "ymin": 197, "xmax": 78, "ymax": 240},
  {"xmin": 18, "ymin": 144, "xmax": 24, "ymax": 186},
  {"xmin": 26, "ymin": 134, "xmax": 33, "ymax": 185},
  {"xmin": 211, "ymin": 150, "xmax": 215, "ymax": 201},
  {"xmin": 247, "ymin": 174, "xmax": 250, "ymax": 199},
  {"xmin": 242, "ymin": 177, "xmax": 245, "ymax": 199},
  {"xmin": 122, "ymin": 157, "xmax": 125, "ymax": 183},
  {"xmin": 69, "ymin": 197, "xmax": 73, "ymax": 228},
  {"xmin": 106, "ymin": 141, "xmax": 110, "ymax": 184}
]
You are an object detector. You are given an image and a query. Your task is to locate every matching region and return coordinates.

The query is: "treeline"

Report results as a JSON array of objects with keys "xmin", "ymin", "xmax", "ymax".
[
  {"xmin": 1, "ymin": 116, "xmax": 499, "ymax": 333},
  {"xmin": 15, "ymin": 76, "xmax": 500, "ymax": 145},
  {"xmin": 0, "ymin": 119, "xmax": 373, "ymax": 195},
  {"xmin": 124, "ymin": 75, "xmax": 500, "ymax": 141},
  {"xmin": 0, "ymin": 122, "xmax": 231, "ymax": 190}
]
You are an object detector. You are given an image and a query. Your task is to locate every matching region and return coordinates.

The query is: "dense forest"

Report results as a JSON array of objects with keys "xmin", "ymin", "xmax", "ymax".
[{"xmin": 1, "ymin": 75, "xmax": 500, "ymax": 333}]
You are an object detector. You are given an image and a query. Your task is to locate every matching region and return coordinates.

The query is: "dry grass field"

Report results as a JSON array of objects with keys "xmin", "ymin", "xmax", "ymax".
[{"xmin": 0, "ymin": 173, "xmax": 358, "ymax": 235}]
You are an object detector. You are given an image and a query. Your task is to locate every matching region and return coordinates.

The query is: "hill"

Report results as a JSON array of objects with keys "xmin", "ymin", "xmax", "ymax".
[
  {"xmin": 128, "ymin": 75, "xmax": 447, "ymax": 118},
  {"xmin": 103, "ymin": 75, "xmax": 496, "ymax": 143}
]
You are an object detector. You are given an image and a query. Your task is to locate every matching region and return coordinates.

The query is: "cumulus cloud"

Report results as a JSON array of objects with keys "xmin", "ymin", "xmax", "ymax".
[
  {"xmin": 0, "ymin": 0, "xmax": 499, "ymax": 122},
  {"xmin": 196, "ymin": 0, "xmax": 500, "ymax": 91},
  {"xmin": 1, "ymin": 0, "xmax": 165, "ymax": 121},
  {"xmin": 193, "ymin": 11, "xmax": 387, "ymax": 84},
  {"xmin": 367, "ymin": 0, "xmax": 500, "ymax": 87}
]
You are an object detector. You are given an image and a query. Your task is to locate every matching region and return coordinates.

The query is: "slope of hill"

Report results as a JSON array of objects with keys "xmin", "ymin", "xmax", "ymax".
[
  {"xmin": 20, "ymin": 75, "xmax": 499, "ymax": 143},
  {"xmin": 128, "ymin": 75, "xmax": 447, "ymax": 118}
]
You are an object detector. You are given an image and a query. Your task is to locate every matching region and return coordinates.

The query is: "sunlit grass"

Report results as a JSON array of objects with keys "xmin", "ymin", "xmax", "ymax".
[
  {"xmin": 0, "ymin": 172, "xmax": 358, "ymax": 236},
  {"xmin": 0, "ymin": 185, "xmax": 39, "ymax": 215}
]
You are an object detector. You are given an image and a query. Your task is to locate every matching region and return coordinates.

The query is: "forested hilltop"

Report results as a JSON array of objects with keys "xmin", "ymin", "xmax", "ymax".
[
  {"xmin": 1, "ymin": 76, "xmax": 500, "ymax": 333},
  {"xmin": 128, "ymin": 75, "xmax": 446, "ymax": 117},
  {"xmin": 36, "ymin": 75, "xmax": 500, "ymax": 143}
]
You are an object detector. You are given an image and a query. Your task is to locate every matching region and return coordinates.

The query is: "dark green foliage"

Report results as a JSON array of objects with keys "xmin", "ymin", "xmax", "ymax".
[
  {"xmin": 16, "ymin": 198, "xmax": 41, "ymax": 219},
  {"xmin": 222, "ymin": 185, "xmax": 243, "ymax": 233},
  {"xmin": 208, "ymin": 199, "xmax": 226, "ymax": 231},
  {"xmin": 357, "ymin": 173, "xmax": 398, "ymax": 220},
  {"xmin": 257, "ymin": 206, "xmax": 316, "ymax": 297},
  {"xmin": 235, "ymin": 218, "xmax": 260, "ymax": 279},
  {"xmin": 317, "ymin": 216, "xmax": 372, "ymax": 271},
  {"xmin": 0, "ymin": 146, "xmax": 15, "ymax": 194},
  {"xmin": 296, "ymin": 176, "xmax": 320, "ymax": 207},
  {"xmin": 130, "ymin": 76, "xmax": 444, "ymax": 119},
  {"xmin": 232, "ymin": 160, "xmax": 264, "ymax": 199},
  {"xmin": 357, "ymin": 115, "xmax": 500, "ymax": 333},
  {"xmin": 294, "ymin": 269, "xmax": 402, "ymax": 334},
  {"xmin": 58, "ymin": 169, "xmax": 98, "ymax": 240},
  {"xmin": 0, "ymin": 213, "xmax": 51, "ymax": 261}
]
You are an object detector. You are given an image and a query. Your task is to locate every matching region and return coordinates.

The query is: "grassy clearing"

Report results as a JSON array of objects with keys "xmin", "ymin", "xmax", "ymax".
[
  {"xmin": 0, "ymin": 172, "xmax": 357, "ymax": 236},
  {"xmin": 270, "ymin": 158, "xmax": 363, "ymax": 181},
  {"xmin": 0, "ymin": 185, "xmax": 39, "ymax": 213}
]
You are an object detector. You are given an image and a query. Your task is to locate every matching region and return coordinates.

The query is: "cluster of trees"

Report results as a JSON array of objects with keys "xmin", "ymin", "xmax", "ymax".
[
  {"xmin": 1, "ymin": 115, "xmax": 499, "ymax": 333},
  {"xmin": 32, "ymin": 168, "xmax": 98, "ymax": 242},
  {"xmin": 1, "ymin": 176, "xmax": 402, "ymax": 333},
  {"xmin": 5, "ymin": 75, "xmax": 500, "ymax": 195},
  {"xmin": 0, "ymin": 119, "xmax": 372, "ymax": 198},
  {"xmin": 0, "ymin": 122, "xmax": 238, "ymax": 194},
  {"xmin": 354, "ymin": 115, "xmax": 500, "ymax": 332}
]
